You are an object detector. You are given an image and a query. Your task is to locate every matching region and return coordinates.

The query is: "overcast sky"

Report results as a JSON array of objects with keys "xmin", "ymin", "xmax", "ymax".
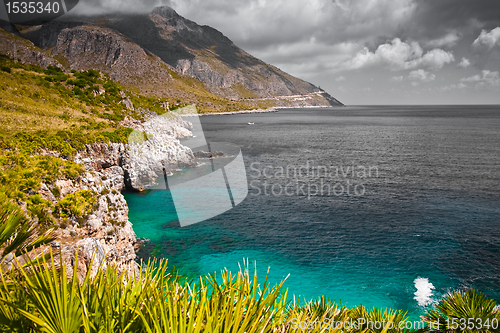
[{"xmin": 74, "ymin": 0, "xmax": 500, "ymax": 105}]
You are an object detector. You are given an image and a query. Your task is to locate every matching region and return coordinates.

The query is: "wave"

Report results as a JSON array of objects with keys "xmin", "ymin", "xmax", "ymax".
[{"xmin": 414, "ymin": 277, "xmax": 435, "ymax": 307}]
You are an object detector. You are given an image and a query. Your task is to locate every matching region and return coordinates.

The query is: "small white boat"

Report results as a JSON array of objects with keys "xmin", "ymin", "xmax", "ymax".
[{"xmin": 247, "ymin": 122, "xmax": 255, "ymax": 125}]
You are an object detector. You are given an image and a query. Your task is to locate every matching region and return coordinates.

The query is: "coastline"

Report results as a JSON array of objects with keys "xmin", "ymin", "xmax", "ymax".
[
  {"xmin": 181, "ymin": 104, "xmax": 340, "ymax": 117},
  {"xmin": 181, "ymin": 107, "xmax": 279, "ymax": 117}
]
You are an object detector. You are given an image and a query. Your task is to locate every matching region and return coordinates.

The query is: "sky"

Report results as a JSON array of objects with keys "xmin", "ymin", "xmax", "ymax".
[{"xmin": 72, "ymin": 0, "xmax": 500, "ymax": 105}]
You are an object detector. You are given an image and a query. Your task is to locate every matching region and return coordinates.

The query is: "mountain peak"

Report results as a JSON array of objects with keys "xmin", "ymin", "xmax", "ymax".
[{"xmin": 151, "ymin": 6, "xmax": 179, "ymax": 19}]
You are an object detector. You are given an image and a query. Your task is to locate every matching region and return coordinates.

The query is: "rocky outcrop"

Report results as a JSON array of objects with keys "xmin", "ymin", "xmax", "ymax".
[
  {"xmin": 49, "ymin": 25, "xmax": 173, "ymax": 87},
  {"xmin": 37, "ymin": 165, "xmax": 138, "ymax": 279},
  {"xmin": 0, "ymin": 28, "xmax": 61, "ymax": 69},
  {"xmin": 36, "ymin": 115, "xmax": 197, "ymax": 278},
  {"xmin": 21, "ymin": 21, "xmax": 86, "ymax": 49},
  {"xmin": 194, "ymin": 150, "xmax": 224, "ymax": 158},
  {"xmin": 124, "ymin": 114, "xmax": 196, "ymax": 190},
  {"xmin": 41, "ymin": 160, "xmax": 139, "ymax": 274},
  {"xmin": 74, "ymin": 114, "xmax": 196, "ymax": 193},
  {"xmin": 74, "ymin": 113, "xmax": 196, "ymax": 193}
]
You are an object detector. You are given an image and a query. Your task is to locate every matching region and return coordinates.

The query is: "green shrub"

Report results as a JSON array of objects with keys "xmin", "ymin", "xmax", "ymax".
[
  {"xmin": 72, "ymin": 86, "xmax": 83, "ymax": 96},
  {"xmin": 44, "ymin": 65, "xmax": 63, "ymax": 75},
  {"xmin": 27, "ymin": 194, "xmax": 54, "ymax": 226},
  {"xmin": 67, "ymin": 78, "xmax": 88, "ymax": 88},
  {"xmin": 0, "ymin": 194, "xmax": 54, "ymax": 265},
  {"xmin": 54, "ymin": 190, "xmax": 97, "ymax": 219},
  {"xmin": 422, "ymin": 289, "xmax": 500, "ymax": 332},
  {"xmin": 44, "ymin": 73, "xmax": 69, "ymax": 82},
  {"xmin": 0, "ymin": 254, "xmax": 289, "ymax": 333},
  {"xmin": 0, "ymin": 66, "xmax": 11, "ymax": 73},
  {"xmin": 51, "ymin": 186, "xmax": 60, "ymax": 198}
]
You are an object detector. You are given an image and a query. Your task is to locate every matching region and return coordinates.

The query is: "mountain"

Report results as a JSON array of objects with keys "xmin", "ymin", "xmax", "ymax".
[{"xmin": 2, "ymin": 6, "xmax": 343, "ymax": 111}]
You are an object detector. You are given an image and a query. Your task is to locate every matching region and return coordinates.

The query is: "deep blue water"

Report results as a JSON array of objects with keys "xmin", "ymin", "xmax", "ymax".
[{"xmin": 123, "ymin": 105, "xmax": 500, "ymax": 319}]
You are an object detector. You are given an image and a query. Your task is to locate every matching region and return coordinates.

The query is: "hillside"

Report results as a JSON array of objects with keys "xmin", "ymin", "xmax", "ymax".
[
  {"xmin": 0, "ymin": 52, "xmax": 201, "ymax": 278},
  {"xmin": 2, "ymin": 5, "xmax": 342, "ymax": 111}
]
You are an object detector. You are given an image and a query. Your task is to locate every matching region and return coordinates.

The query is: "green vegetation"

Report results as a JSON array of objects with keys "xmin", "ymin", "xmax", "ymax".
[
  {"xmin": 0, "ymin": 53, "xmax": 162, "ymax": 230},
  {"xmin": 0, "ymin": 196, "xmax": 54, "ymax": 266},
  {"xmin": 0, "ymin": 242, "xmax": 499, "ymax": 332},
  {"xmin": 54, "ymin": 190, "xmax": 97, "ymax": 219},
  {"xmin": 0, "ymin": 151, "xmax": 84, "ymax": 228},
  {"xmin": 0, "ymin": 54, "xmax": 165, "ymax": 136},
  {"xmin": 422, "ymin": 289, "xmax": 500, "ymax": 332}
]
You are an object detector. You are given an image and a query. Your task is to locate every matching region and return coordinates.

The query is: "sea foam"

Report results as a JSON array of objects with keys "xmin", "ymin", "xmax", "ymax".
[{"xmin": 414, "ymin": 277, "xmax": 435, "ymax": 306}]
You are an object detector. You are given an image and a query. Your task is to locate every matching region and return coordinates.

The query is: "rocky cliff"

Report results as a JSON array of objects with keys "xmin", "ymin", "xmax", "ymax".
[
  {"xmin": 38, "ymin": 114, "xmax": 197, "ymax": 278},
  {"xmin": 0, "ymin": 27, "xmax": 61, "ymax": 68},
  {"xmin": 76, "ymin": 113, "xmax": 197, "ymax": 192},
  {"xmin": 124, "ymin": 114, "xmax": 196, "ymax": 190}
]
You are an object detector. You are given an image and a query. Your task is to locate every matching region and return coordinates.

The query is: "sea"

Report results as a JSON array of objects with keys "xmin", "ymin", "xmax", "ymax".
[{"xmin": 123, "ymin": 105, "xmax": 500, "ymax": 319}]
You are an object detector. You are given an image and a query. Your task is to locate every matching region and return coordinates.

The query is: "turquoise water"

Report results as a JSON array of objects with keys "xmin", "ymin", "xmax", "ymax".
[{"xmin": 124, "ymin": 105, "xmax": 500, "ymax": 319}]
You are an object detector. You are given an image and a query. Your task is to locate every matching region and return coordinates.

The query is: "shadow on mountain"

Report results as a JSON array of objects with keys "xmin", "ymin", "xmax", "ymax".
[{"xmin": 106, "ymin": 14, "xmax": 195, "ymax": 68}]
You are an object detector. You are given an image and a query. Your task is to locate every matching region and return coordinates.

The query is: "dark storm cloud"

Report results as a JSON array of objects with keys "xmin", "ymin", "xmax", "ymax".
[
  {"xmin": 170, "ymin": 0, "xmax": 500, "ymax": 51},
  {"xmin": 69, "ymin": 0, "xmax": 500, "ymax": 48},
  {"xmin": 72, "ymin": 0, "xmax": 172, "ymax": 15},
  {"xmin": 172, "ymin": 0, "xmax": 418, "ymax": 50},
  {"xmin": 401, "ymin": 0, "xmax": 500, "ymax": 40}
]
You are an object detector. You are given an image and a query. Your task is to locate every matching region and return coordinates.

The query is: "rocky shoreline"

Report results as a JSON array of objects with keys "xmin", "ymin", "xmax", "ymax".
[
  {"xmin": 181, "ymin": 107, "xmax": 278, "ymax": 117},
  {"xmin": 41, "ymin": 113, "xmax": 198, "ymax": 279},
  {"xmin": 181, "ymin": 104, "xmax": 343, "ymax": 117}
]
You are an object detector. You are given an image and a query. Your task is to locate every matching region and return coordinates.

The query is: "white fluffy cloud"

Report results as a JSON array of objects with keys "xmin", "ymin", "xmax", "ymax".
[
  {"xmin": 472, "ymin": 27, "xmax": 500, "ymax": 52},
  {"xmin": 408, "ymin": 69, "xmax": 435, "ymax": 86},
  {"xmin": 457, "ymin": 57, "xmax": 471, "ymax": 68},
  {"xmin": 424, "ymin": 31, "xmax": 461, "ymax": 48},
  {"xmin": 460, "ymin": 70, "xmax": 500, "ymax": 88},
  {"xmin": 408, "ymin": 69, "xmax": 436, "ymax": 82},
  {"xmin": 344, "ymin": 38, "xmax": 454, "ymax": 71}
]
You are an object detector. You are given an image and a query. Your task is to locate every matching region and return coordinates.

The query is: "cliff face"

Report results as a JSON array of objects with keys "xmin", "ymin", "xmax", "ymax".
[
  {"xmin": 76, "ymin": 114, "xmax": 197, "ymax": 192},
  {"xmin": 40, "ymin": 114, "xmax": 197, "ymax": 278},
  {"xmin": 50, "ymin": 25, "xmax": 174, "ymax": 89},
  {"xmin": 0, "ymin": 28, "xmax": 61, "ymax": 69},
  {"xmin": 124, "ymin": 114, "xmax": 196, "ymax": 191},
  {"xmin": 48, "ymin": 154, "xmax": 138, "ymax": 278}
]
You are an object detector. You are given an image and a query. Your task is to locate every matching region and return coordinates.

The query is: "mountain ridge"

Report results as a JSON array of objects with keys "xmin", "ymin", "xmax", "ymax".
[{"xmin": 2, "ymin": 5, "xmax": 343, "ymax": 110}]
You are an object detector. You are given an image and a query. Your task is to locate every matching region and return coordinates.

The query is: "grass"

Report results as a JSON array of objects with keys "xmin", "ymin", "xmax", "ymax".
[
  {"xmin": 227, "ymin": 84, "xmax": 260, "ymax": 99},
  {"xmin": 0, "ymin": 60, "xmax": 111, "ymax": 135}
]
